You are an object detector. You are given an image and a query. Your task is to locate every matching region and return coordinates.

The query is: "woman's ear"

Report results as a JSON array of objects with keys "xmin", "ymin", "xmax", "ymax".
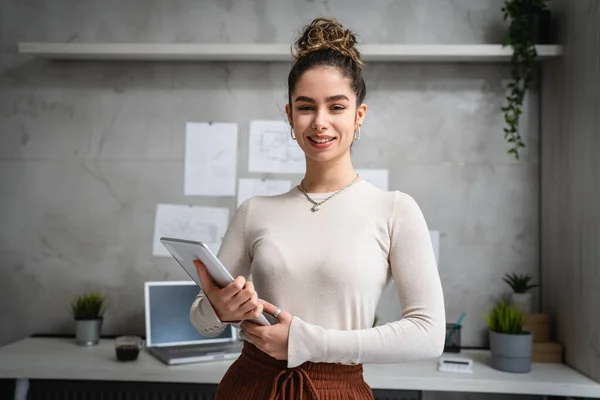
[
  {"xmin": 356, "ymin": 103, "xmax": 367, "ymax": 128},
  {"xmin": 285, "ymin": 103, "xmax": 293, "ymax": 127}
]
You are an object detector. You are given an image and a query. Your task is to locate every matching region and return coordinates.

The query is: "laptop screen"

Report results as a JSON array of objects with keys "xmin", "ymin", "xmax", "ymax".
[{"xmin": 145, "ymin": 281, "xmax": 236, "ymax": 347}]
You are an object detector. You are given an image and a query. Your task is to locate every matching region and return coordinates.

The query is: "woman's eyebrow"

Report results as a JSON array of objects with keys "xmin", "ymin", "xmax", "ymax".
[
  {"xmin": 326, "ymin": 94, "xmax": 350, "ymax": 102},
  {"xmin": 294, "ymin": 95, "xmax": 350, "ymax": 103}
]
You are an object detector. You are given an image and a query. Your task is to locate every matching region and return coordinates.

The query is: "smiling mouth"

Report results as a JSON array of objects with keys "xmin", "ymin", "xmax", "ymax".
[{"xmin": 308, "ymin": 137, "xmax": 336, "ymax": 143}]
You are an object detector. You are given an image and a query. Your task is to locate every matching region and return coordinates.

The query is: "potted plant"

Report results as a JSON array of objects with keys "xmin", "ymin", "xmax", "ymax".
[
  {"xmin": 70, "ymin": 291, "xmax": 108, "ymax": 346},
  {"xmin": 503, "ymin": 272, "xmax": 538, "ymax": 313},
  {"xmin": 501, "ymin": 0, "xmax": 551, "ymax": 160},
  {"xmin": 484, "ymin": 300, "xmax": 532, "ymax": 373}
]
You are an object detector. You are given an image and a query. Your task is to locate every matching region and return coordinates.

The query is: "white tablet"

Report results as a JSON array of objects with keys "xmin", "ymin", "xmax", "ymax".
[{"xmin": 160, "ymin": 237, "xmax": 273, "ymax": 326}]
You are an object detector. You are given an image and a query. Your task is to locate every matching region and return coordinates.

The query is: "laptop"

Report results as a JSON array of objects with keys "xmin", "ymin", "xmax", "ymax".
[{"xmin": 144, "ymin": 281, "xmax": 243, "ymax": 365}]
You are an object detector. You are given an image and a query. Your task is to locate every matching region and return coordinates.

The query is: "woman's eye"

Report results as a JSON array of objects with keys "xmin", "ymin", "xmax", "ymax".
[{"xmin": 296, "ymin": 105, "xmax": 345, "ymax": 111}]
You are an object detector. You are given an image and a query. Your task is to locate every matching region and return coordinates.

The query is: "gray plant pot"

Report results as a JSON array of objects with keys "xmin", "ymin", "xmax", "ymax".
[
  {"xmin": 75, "ymin": 318, "xmax": 103, "ymax": 346},
  {"xmin": 489, "ymin": 330, "xmax": 532, "ymax": 373}
]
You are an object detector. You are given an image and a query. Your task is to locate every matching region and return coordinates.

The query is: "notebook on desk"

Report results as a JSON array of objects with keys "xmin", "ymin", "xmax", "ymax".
[{"xmin": 144, "ymin": 281, "xmax": 243, "ymax": 365}]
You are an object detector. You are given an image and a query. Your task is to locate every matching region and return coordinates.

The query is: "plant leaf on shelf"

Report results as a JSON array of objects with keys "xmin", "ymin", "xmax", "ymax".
[{"xmin": 501, "ymin": 0, "xmax": 549, "ymax": 160}]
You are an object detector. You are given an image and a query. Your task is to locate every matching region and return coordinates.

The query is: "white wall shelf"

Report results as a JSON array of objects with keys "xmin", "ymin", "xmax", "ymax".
[{"xmin": 18, "ymin": 42, "xmax": 563, "ymax": 62}]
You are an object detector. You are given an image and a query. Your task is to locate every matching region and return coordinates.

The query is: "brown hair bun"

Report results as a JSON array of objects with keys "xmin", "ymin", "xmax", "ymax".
[{"xmin": 291, "ymin": 17, "xmax": 363, "ymax": 70}]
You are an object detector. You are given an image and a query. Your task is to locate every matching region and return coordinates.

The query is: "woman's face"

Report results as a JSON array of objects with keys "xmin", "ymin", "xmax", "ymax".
[{"xmin": 286, "ymin": 67, "xmax": 366, "ymax": 164}]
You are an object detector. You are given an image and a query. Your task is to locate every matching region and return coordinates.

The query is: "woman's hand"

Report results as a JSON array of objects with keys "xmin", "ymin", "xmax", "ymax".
[
  {"xmin": 241, "ymin": 300, "xmax": 292, "ymax": 361},
  {"xmin": 194, "ymin": 260, "xmax": 264, "ymax": 323}
]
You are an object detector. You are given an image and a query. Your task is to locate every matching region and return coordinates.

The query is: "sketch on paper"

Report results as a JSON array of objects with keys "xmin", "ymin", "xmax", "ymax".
[
  {"xmin": 237, "ymin": 178, "xmax": 292, "ymax": 207},
  {"xmin": 184, "ymin": 122, "xmax": 238, "ymax": 196},
  {"xmin": 152, "ymin": 203, "xmax": 230, "ymax": 257},
  {"xmin": 248, "ymin": 120, "xmax": 305, "ymax": 173}
]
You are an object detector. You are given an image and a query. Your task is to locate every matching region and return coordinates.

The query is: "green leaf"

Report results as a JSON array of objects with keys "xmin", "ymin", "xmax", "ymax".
[
  {"xmin": 503, "ymin": 273, "xmax": 537, "ymax": 293},
  {"xmin": 484, "ymin": 300, "xmax": 526, "ymax": 334},
  {"xmin": 70, "ymin": 291, "xmax": 108, "ymax": 320},
  {"xmin": 500, "ymin": 0, "xmax": 548, "ymax": 160}
]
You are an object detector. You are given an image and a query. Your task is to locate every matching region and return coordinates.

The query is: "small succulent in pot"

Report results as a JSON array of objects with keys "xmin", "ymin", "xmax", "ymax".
[
  {"xmin": 503, "ymin": 273, "xmax": 537, "ymax": 313},
  {"xmin": 71, "ymin": 291, "xmax": 108, "ymax": 346},
  {"xmin": 502, "ymin": 273, "xmax": 538, "ymax": 293},
  {"xmin": 484, "ymin": 300, "xmax": 532, "ymax": 373}
]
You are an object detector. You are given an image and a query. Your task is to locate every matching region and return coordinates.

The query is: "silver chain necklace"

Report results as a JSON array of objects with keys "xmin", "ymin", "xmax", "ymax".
[{"xmin": 298, "ymin": 174, "xmax": 360, "ymax": 212}]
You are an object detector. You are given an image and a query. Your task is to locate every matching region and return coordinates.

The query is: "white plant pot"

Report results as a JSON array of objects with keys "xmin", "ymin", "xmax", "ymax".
[{"xmin": 510, "ymin": 292, "xmax": 532, "ymax": 314}]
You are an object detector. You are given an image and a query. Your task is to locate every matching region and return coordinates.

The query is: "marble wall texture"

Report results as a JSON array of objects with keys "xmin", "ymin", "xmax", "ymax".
[
  {"xmin": 541, "ymin": 0, "xmax": 600, "ymax": 384},
  {"xmin": 0, "ymin": 0, "xmax": 542, "ymax": 366}
]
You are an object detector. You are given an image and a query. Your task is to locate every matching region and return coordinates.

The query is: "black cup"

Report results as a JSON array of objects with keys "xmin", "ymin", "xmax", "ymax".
[{"xmin": 115, "ymin": 336, "xmax": 143, "ymax": 361}]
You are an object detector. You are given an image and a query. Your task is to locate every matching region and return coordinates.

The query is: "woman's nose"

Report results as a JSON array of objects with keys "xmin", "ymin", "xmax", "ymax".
[{"xmin": 312, "ymin": 110, "xmax": 329, "ymax": 131}]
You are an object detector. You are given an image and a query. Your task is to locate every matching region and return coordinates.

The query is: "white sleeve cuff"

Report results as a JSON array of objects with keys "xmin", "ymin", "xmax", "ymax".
[
  {"xmin": 287, "ymin": 316, "xmax": 363, "ymax": 368},
  {"xmin": 190, "ymin": 295, "xmax": 227, "ymax": 337},
  {"xmin": 287, "ymin": 316, "xmax": 326, "ymax": 368}
]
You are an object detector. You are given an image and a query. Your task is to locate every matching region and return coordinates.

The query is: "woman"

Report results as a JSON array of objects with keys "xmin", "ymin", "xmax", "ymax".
[{"xmin": 190, "ymin": 17, "xmax": 445, "ymax": 400}]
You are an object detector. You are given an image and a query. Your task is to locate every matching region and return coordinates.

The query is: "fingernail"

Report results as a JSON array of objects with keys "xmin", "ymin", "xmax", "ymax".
[{"xmin": 259, "ymin": 299, "xmax": 265, "ymax": 304}]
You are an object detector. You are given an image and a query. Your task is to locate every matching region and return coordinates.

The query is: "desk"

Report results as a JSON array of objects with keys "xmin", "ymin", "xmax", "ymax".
[{"xmin": 1, "ymin": 338, "xmax": 600, "ymax": 399}]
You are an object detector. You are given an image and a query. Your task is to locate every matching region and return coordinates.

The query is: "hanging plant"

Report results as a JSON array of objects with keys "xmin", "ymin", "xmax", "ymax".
[{"xmin": 501, "ymin": 0, "xmax": 550, "ymax": 160}]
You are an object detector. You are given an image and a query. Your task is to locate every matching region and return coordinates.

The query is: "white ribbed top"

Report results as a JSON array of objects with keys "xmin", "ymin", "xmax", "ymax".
[{"xmin": 191, "ymin": 180, "xmax": 446, "ymax": 368}]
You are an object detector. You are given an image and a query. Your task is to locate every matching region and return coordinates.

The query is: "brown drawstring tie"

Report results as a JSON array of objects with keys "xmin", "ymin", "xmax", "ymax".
[{"xmin": 268, "ymin": 366, "xmax": 320, "ymax": 400}]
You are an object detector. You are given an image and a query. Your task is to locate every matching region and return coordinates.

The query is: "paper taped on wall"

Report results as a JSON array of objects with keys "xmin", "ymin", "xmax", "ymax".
[
  {"xmin": 152, "ymin": 203, "xmax": 229, "ymax": 257},
  {"xmin": 237, "ymin": 178, "xmax": 292, "ymax": 207},
  {"xmin": 248, "ymin": 120, "xmax": 305, "ymax": 173},
  {"xmin": 184, "ymin": 122, "xmax": 238, "ymax": 196}
]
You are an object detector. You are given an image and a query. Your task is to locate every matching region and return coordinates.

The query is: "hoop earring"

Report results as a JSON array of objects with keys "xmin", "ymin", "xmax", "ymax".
[
  {"xmin": 354, "ymin": 126, "xmax": 361, "ymax": 141},
  {"xmin": 290, "ymin": 127, "xmax": 296, "ymax": 141}
]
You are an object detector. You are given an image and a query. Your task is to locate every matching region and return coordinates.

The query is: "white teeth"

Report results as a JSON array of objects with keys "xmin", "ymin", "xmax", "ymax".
[{"xmin": 311, "ymin": 137, "xmax": 334, "ymax": 143}]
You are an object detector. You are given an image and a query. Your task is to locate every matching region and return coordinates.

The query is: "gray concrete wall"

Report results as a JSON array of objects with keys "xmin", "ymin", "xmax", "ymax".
[
  {"xmin": 0, "ymin": 0, "xmax": 540, "ymax": 361},
  {"xmin": 541, "ymin": 0, "xmax": 600, "ymax": 384}
]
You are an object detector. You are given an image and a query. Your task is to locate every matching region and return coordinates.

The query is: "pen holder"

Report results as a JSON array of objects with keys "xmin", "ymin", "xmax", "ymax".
[{"xmin": 444, "ymin": 322, "xmax": 462, "ymax": 353}]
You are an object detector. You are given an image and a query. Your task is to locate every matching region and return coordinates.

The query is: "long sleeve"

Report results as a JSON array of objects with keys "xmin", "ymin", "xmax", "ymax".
[
  {"xmin": 189, "ymin": 198, "xmax": 253, "ymax": 337},
  {"xmin": 287, "ymin": 192, "xmax": 446, "ymax": 368}
]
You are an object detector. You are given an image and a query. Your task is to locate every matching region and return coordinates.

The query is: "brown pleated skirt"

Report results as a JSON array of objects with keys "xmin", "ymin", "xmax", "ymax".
[{"xmin": 214, "ymin": 341, "xmax": 374, "ymax": 400}]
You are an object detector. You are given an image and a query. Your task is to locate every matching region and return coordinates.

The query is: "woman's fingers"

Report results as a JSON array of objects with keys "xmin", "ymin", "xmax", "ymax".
[
  {"xmin": 241, "ymin": 302, "xmax": 264, "ymax": 320},
  {"xmin": 230, "ymin": 282, "xmax": 255, "ymax": 307},
  {"xmin": 221, "ymin": 276, "xmax": 246, "ymax": 298},
  {"xmin": 238, "ymin": 293, "xmax": 260, "ymax": 314},
  {"xmin": 241, "ymin": 326, "xmax": 264, "ymax": 348},
  {"xmin": 243, "ymin": 281, "xmax": 255, "ymax": 292},
  {"xmin": 194, "ymin": 260, "xmax": 218, "ymax": 294},
  {"xmin": 261, "ymin": 300, "xmax": 291, "ymax": 322}
]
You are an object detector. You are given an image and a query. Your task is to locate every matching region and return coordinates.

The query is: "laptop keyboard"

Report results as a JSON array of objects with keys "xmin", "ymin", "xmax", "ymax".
[{"xmin": 166, "ymin": 343, "xmax": 240, "ymax": 354}]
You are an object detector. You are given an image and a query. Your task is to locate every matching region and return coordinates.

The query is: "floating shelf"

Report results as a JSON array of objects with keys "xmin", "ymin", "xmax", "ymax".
[{"xmin": 18, "ymin": 42, "xmax": 563, "ymax": 62}]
